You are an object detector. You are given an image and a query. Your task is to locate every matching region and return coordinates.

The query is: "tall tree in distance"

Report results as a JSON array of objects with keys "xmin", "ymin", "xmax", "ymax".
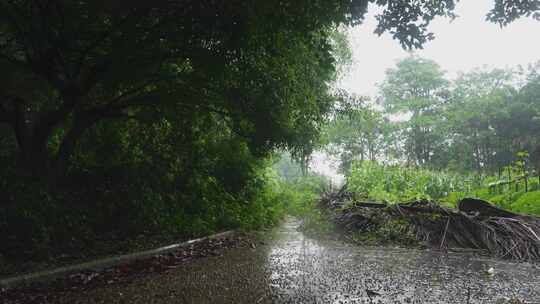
[
  {"xmin": 446, "ymin": 68, "xmax": 516, "ymax": 172},
  {"xmin": 324, "ymin": 92, "xmax": 387, "ymax": 174},
  {"xmin": 380, "ymin": 56, "xmax": 449, "ymax": 167}
]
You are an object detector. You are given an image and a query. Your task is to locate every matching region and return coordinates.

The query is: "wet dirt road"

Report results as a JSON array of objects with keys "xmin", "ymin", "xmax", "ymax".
[{"xmin": 56, "ymin": 217, "xmax": 540, "ymax": 304}]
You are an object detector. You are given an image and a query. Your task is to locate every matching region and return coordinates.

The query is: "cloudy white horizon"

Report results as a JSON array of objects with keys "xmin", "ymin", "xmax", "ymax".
[{"xmin": 312, "ymin": 0, "xmax": 540, "ymax": 183}]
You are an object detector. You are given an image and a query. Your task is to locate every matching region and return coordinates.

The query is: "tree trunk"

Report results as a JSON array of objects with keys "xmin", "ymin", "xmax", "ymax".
[
  {"xmin": 6, "ymin": 89, "xmax": 96, "ymax": 182},
  {"xmin": 52, "ymin": 113, "xmax": 95, "ymax": 181},
  {"xmin": 10, "ymin": 101, "xmax": 53, "ymax": 178}
]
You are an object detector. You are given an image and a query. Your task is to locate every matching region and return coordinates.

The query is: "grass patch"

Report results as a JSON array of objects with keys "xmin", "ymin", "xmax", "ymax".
[{"xmin": 511, "ymin": 191, "xmax": 540, "ymax": 216}]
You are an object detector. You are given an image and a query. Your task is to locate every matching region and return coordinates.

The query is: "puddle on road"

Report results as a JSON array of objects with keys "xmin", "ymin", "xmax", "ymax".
[
  {"xmin": 264, "ymin": 217, "xmax": 540, "ymax": 304},
  {"xmin": 55, "ymin": 217, "xmax": 540, "ymax": 304}
]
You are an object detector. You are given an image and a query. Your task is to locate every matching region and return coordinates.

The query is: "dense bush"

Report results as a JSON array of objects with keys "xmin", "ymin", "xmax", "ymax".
[
  {"xmin": 347, "ymin": 161, "xmax": 484, "ymax": 203},
  {"xmin": 0, "ymin": 116, "xmax": 293, "ymax": 263},
  {"xmin": 345, "ymin": 161, "xmax": 540, "ymax": 217},
  {"xmin": 512, "ymin": 191, "xmax": 540, "ymax": 216},
  {"xmin": 0, "ymin": 165, "xmax": 289, "ymax": 262}
]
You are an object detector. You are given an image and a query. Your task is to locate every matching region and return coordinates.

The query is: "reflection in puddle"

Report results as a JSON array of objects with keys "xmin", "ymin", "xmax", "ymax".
[{"xmin": 265, "ymin": 217, "xmax": 540, "ymax": 303}]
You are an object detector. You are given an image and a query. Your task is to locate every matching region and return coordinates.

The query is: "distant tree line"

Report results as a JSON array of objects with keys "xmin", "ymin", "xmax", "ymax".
[{"xmin": 326, "ymin": 57, "xmax": 540, "ymax": 174}]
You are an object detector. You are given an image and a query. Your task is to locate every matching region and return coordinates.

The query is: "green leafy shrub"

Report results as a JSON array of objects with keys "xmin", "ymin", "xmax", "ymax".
[
  {"xmin": 347, "ymin": 161, "xmax": 482, "ymax": 203},
  {"xmin": 511, "ymin": 191, "xmax": 540, "ymax": 216},
  {"xmin": 0, "ymin": 151, "xmax": 289, "ymax": 262}
]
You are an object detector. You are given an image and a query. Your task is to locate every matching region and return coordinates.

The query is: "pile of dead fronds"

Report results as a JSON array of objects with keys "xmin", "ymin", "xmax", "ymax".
[{"xmin": 320, "ymin": 187, "xmax": 540, "ymax": 261}]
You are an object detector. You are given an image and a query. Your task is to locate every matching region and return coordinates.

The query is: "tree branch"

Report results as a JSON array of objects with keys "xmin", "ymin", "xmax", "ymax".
[
  {"xmin": 0, "ymin": 3, "xmax": 35, "ymax": 68},
  {"xmin": 75, "ymin": 10, "xmax": 140, "ymax": 74},
  {"xmin": 35, "ymin": 93, "xmax": 81, "ymax": 139}
]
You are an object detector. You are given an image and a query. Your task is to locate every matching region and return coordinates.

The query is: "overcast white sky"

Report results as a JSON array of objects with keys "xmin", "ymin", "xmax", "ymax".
[
  {"xmin": 315, "ymin": 0, "xmax": 540, "ymax": 182},
  {"xmin": 339, "ymin": 0, "xmax": 540, "ymax": 98}
]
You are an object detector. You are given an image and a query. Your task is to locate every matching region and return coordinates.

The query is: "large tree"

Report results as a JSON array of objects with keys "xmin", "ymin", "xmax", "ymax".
[
  {"xmin": 380, "ymin": 56, "xmax": 449, "ymax": 167},
  {"xmin": 0, "ymin": 1, "xmax": 346, "ymax": 179},
  {"xmin": 1, "ymin": 0, "xmax": 538, "ymax": 180},
  {"xmin": 445, "ymin": 68, "xmax": 517, "ymax": 172}
]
